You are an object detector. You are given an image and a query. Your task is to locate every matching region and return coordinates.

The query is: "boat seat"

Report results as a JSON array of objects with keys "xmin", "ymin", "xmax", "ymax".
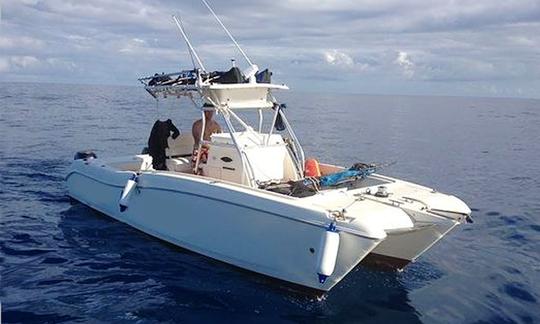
[
  {"xmin": 166, "ymin": 157, "xmax": 192, "ymax": 173},
  {"xmin": 108, "ymin": 154, "xmax": 154, "ymax": 172},
  {"xmin": 166, "ymin": 134, "xmax": 195, "ymax": 158}
]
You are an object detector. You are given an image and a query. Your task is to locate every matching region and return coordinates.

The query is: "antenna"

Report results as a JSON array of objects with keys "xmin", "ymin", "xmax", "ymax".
[
  {"xmin": 172, "ymin": 15, "xmax": 206, "ymax": 71},
  {"xmin": 200, "ymin": 0, "xmax": 254, "ymax": 67}
]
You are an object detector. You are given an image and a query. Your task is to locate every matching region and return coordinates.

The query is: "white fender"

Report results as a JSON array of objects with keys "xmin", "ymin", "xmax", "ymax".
[
  {"xmin": 316, "ymin": 223, "xmax": 340, "ymax": 284},
  {"xmin": 119, "ymin": 174, "xmax": 138, "ymax": 212}
]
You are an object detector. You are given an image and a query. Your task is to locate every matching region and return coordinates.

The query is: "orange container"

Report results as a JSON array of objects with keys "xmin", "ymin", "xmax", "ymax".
[{"xmin": 305, "ymin": 158, "xmax": 321, "ymax": 177}]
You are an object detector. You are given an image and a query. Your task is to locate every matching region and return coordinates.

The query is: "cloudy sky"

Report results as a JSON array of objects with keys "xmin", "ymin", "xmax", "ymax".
[{"xmin": 1, "ymin": 0, "xmax": 539, "ymax": 98}]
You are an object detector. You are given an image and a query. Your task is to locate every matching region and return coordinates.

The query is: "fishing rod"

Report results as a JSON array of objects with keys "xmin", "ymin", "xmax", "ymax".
[
  {"xmin": 172, "ymin": 15, "xmax": 207, "ymax": 72},
  {"xmin": 200, "ymin": 0, "xmax": 255, "ymax": 68}
]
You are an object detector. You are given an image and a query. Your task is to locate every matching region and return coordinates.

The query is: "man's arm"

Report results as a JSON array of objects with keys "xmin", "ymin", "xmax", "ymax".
[{"xmin": 192, "ymin": 120, "xmax": 201, "ymax": 146}]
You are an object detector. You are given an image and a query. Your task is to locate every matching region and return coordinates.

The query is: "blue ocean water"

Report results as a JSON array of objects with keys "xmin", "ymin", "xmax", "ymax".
[{"xmin": 1, "ymin": 82, "xmax": 539, "ymax": 323}]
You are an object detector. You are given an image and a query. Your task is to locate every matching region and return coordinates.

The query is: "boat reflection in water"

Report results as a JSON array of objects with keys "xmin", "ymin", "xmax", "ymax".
[{"xmin": 59, "ymin": 204, "xmax": 423, "ymax": 322}]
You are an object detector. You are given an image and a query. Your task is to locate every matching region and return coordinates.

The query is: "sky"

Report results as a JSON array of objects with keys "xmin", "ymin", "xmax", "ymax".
[{"xmin": 1, "ymin": 0, "xmax": 539, "ymax": 98}]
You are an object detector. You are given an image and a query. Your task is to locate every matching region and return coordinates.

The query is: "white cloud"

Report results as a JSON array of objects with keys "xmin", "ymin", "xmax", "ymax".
[
  {"xmin": 508, "ymin": 36, "xmax": 536, "ymax": 46},
  {"xmin": 66, "ymin": 34, "xmax": 89, "ymax": 41},
  {"xmin": 0, "ymin": 36, "xmax": 45, "ymax": 50},
  {"xmin": 324, "ymin": 50, "xmax": 354, "ymax": 66},
  {"xmin": 0, "ymin": 55, "xmax": 41, "ymax": 72},
  {"xmin": 45, "ymin": 57, "xmax": 78, "ymax": 71},
  {"xmin": 394, "ymin": 51, "xmax": 414, "ymax": 78},
  {"xmin": 9, "ymin": 55, "xmax": 40, "ymax": 68},
  {"xmin": 0, "ymin": 0, "xmax": 539, "ymax": 98},
  {"xmin": 119, "ymin": 38, "xmax": 148, "ymax": 53}
]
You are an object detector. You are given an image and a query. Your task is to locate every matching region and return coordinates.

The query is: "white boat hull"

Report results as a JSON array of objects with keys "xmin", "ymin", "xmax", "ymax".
[
  {"xmin": 66, "ymin": 155, "xmax": 470, "ymax": 290},
  {"xmin": 370, "ymin": 221, "xmax": 459, "ymax": 264},
  {"xmin": 66, "ymin": 159, "xmax": 384, "ymax": 291},
  {"xmin": 360, "ymin": 175, "xmax": 471, "ymax": 267}
]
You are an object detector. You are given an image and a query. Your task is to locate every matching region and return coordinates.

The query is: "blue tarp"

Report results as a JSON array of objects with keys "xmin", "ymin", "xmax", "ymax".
[{"xmin": 319, "ymin": 167, "xmax": 375, "ymax": 187}]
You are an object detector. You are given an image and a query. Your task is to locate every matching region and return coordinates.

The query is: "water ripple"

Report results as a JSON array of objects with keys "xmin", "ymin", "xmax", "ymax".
[{"xmin": 2, "ymin": 83, "xmax": 540, "ymax": 323}]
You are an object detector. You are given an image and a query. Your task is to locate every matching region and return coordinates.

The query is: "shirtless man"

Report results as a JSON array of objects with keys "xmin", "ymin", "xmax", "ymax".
[
  {"xmin": 191, "ymin": 109, "xmax": 221, "ymax": 174},
  {"xmin": 191, "ymin": 109, "xmax": 221, "ymax": 146}
]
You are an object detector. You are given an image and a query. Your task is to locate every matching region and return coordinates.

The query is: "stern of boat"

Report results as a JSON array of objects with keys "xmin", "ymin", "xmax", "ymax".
[{"xmin": 362, "ymin": 175, "xmax": 472, "ymax": 267}]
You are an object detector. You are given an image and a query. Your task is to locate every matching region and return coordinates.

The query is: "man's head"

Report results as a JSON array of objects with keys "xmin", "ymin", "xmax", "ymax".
[
  {"xmin": 204, "ymin": 110, "xmax": 214, "ymax": 121},
  {"xmin": 202, "ymin": 102, "xmax": 215, "ymax": 121}
]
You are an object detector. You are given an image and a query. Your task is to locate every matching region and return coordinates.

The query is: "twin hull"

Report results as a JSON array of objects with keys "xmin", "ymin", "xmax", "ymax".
[
  {"xmin": 67, "ymin": 157, "xmax": 469, "ymax": 290},
  {"xmin": 66, "ymin": 160, "xmax": 383, "ymax": 291}
]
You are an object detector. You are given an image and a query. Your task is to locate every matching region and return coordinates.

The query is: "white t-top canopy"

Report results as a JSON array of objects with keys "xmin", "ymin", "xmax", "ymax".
[
  {"xmin": 139, "ymin": 70, "xmax": 288, "ymax": 109},
  {"xmin": 202, "ymin": 83, "xmax": 289, "ymax": 109}
]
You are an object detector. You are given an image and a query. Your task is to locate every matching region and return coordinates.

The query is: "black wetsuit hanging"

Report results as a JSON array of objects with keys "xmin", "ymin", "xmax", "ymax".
[{"xmin": 148, "ymin": 119, "xmax": 180, "ymax": 170}]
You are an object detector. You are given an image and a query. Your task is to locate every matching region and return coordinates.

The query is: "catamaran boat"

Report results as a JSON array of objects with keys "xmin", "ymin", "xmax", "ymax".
[{"xmin": 66, "ymin": 5, "xmax": 472, "ymax": 291}]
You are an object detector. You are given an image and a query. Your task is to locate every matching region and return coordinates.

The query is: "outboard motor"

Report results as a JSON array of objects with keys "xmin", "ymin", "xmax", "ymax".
[
  {"xmin": 316, "ymin": 222, "xmax": 340, "ymax": 284},
  {"xmin": 74, "ymin": 150, "xmax": 97, "ymax": 160}
]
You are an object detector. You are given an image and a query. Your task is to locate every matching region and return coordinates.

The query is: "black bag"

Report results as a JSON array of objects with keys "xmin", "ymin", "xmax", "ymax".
[
  {"xmin": 214, "ymin": 67, "xmax": 245, "ymax": 84},
  {"xmin": 256, "ymin": 69, "xmax": 272, "ymax": 83}
]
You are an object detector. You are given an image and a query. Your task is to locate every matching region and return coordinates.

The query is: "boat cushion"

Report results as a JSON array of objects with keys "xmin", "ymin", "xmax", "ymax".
[{"xmin": 166, "ymin": 157, "xmax": 192, "ymax": 173}]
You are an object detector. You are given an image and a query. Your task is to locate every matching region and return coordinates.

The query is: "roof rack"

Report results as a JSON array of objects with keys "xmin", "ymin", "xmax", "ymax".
[
  {"xmin": 138, "ymin": 70, "xmax": 199, "ymax": 98},
  {"xmin": 140, "ymin": 68, "xmax": 288, "ymax": 109}
]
